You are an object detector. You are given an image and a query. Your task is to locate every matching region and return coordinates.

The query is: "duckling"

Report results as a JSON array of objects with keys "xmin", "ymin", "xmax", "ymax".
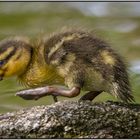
[{"xmin": 0, "ymin": 30, "xmax": 134, "ymax": 103}]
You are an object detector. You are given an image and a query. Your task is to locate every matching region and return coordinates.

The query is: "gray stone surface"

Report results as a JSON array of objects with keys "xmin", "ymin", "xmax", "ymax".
[{"xmin": 0, "ymin": 100, "xmax": 140, "ymax": 138}]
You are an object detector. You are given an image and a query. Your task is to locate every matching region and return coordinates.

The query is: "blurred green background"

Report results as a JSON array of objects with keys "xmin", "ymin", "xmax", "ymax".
[{"xmin": 0, "ymin": 2, "xmax": 140, "ymax": 113}]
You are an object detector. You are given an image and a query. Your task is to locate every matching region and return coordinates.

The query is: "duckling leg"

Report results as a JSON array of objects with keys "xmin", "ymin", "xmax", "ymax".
[
  {"xmin": 79, "ymin": 91, "xmax": 102, "ymax": 101},
  {"xmin": 48, "ymin": 86, "xmax": 80, "ymax": 98},
  {"xmin": 16, "ymin": 86, "xmax": 80, "ymax": 100},
  {"xmin": 52, "ymin": 95, "xmax": 58, "ymax": 102}
]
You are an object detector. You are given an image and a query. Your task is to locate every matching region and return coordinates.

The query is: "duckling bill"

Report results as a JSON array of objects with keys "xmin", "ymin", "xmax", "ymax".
[{"xmin": 0, "ymin": 30, "xmax": 135, "ymax": 103}]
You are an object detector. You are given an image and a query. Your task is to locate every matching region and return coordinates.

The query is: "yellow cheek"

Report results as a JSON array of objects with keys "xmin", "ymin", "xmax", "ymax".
[
  {"xmin": 4, "ymin": 63, "xmax": 19, "ymax": 77},
  {"xmin": 0, "ymin": 69, "xmax": 4, "ymax": 75},
  {"xmin": 4, "ymin": 57, "xmax": 29, "ymax": 77}
]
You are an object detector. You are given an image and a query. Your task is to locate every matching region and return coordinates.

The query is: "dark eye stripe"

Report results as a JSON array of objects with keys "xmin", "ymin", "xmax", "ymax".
[
  {"xmin": 0, "ymin": 40, "xmax": 17, "ymax": 54},
  {"xmin": 1, "ymin": 47, "xmax": 17, "ymax": 65}
]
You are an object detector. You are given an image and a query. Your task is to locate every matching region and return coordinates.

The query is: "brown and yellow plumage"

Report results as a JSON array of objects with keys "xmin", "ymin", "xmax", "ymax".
[{"xmin": 0, "ymin": 29, "xmax": 134, "ymax": 103}]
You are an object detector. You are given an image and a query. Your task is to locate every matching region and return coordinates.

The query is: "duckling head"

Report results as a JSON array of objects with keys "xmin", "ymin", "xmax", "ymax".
[{"xmin": 0, "ymin": 37, "xmax": 32, "ymax": 80}]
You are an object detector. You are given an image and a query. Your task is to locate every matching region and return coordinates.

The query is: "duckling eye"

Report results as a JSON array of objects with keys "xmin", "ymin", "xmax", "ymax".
[{"xmin": 0, "ymin": 60, "xmax": 4, "ymax": 66}]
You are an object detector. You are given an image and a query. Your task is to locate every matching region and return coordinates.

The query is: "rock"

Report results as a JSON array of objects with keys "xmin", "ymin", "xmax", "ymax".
[{"xmin": 0, "ymin": 100, "xmax": 140, "ymax": 138}]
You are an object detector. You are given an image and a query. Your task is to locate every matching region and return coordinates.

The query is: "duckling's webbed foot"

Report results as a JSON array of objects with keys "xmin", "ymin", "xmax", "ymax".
[
  {"xmin": 79, "ymin": 91, "xmax": 102, "ymax": 101},
  {"xmin": 16, "ymin": 86, "xmax": 80, "ymax": 101}
]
